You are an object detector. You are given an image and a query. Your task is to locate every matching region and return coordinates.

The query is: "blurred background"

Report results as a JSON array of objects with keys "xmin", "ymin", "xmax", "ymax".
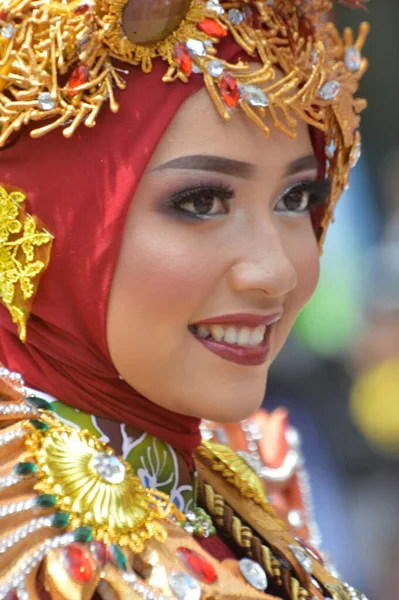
[{"xmin": 265, "ymin": 1, "xmax": 399, "ymax": 597}]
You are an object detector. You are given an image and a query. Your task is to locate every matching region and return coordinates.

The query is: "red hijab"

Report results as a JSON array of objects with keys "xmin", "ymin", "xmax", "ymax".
[{"xmin": 0, "ymin": 41, "xmax": 325, "ymax": 458}]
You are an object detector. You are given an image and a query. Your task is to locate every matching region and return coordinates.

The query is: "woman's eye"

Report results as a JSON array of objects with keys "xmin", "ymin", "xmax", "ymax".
[
  {"xmin": 169, "ymin": 185, "xmax": 233, "ymax": 218},
  {"xmin": 275, "ymin": 180, "xmax": 331, "ymax": 215}
]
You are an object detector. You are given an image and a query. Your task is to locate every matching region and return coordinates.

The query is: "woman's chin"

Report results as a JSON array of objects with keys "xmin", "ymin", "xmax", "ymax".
[{"xmin": 198, "ymin": 396, "xmax": 265, "ymax": 424}]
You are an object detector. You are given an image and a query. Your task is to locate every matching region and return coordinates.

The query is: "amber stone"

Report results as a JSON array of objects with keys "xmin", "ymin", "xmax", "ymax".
[
  {"xmin": 122, "ymin": 0, "xmax": 192, "ymax": 44},
  {"xmin": 197, "ymin": 18, "xmax": 227, "ymax": 38}
]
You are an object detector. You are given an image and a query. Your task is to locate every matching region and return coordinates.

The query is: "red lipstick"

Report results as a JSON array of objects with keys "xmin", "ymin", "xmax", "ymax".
[{"xmin": 189, "ymin": 312, "xmax": 281, "ymax": 367}]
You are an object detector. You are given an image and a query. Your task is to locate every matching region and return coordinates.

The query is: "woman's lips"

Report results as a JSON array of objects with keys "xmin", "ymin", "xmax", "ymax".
[{"xmin": 189, "ymin": 313, "xmax": 281, "ymax": 367}]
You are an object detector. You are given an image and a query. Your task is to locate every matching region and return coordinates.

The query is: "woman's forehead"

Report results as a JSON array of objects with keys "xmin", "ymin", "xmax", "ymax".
[{"xmin": 148, "ymin": 86, "xmax": 314, "ymax": 175}]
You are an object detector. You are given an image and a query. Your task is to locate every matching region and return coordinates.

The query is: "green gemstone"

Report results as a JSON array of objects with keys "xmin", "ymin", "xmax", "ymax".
[
  {"xmin": 29, "ymin": 419, "xmax": 50, "ymax": 432},
  {"xmin": 109, "ymin": 544, "xmax": 127, "ymax": 571},
  {"xmin": 35, "ymin": 494, "xmax": 57, "ymax": 508},
  {"xmin": 26, "ymin": 395, "xmax": 55, "ymax": 411},
  {"xmin": 13, "ymin": 461, "xmax": 37, "ymax": 477},
  {"xmin": 74, "ymin": 526, "xmax": 93, "ymax": 543},
  {"xmin": 52, "ymin": 512, "xmax": 70, "ymax": 529}
]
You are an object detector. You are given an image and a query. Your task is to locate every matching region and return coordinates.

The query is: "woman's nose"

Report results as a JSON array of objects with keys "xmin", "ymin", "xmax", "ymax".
[{"xmin": 228, "ymin": 226, "xmax": 298, "ymax": 299}]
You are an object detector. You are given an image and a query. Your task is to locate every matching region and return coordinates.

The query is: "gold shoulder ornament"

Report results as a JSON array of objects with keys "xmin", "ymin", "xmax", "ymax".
[{"xmin": 0, "ymin": 366, "xmax": 370, "ymax": 599}]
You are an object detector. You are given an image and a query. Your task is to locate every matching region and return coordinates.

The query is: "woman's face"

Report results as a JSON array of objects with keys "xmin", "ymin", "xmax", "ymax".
[{"xmin": 107, "ymin": 87, "xmax": 325, "ymax": 422}]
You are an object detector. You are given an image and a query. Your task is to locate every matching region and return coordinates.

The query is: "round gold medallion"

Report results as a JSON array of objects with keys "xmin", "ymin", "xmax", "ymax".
[{"xmin": 122, "ymin": 0, "xmax": 192, "ymax": 43}]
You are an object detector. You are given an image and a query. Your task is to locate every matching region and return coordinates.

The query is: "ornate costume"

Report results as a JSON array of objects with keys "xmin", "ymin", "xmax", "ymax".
[{"xmin": 0, "ymin": 1, "xmax": 369, "ymax": 599}]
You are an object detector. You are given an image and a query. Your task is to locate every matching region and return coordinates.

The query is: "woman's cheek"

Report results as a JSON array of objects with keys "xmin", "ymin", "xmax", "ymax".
[
  {"xmin": 118, "ymin": 225, "xmax": 220, "ymax": 323},
  {"xmin": 273, "ymin": 227, "xmax": 320, "ymax": 353}
]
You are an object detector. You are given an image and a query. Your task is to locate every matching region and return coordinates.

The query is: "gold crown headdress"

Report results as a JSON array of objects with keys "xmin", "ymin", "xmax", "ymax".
[
  {"xmin": 0, "ymin": 0, "xmax": 368, "ymax": 339},
  {"xmin": 0, "ymin": 1, "xmax": 368, "ymax": 222}
]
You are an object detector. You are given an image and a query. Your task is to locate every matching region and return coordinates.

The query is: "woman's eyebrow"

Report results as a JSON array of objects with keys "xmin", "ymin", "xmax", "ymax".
[
  {"xmin": 285, "ymin": 154, "xmax": 318, "ymax": 176},
  {"xmin": 153, "ymin": 152, "xmax": 318, "ymax": 180},
  {"xmin": 152, "ymin": 154, "xmax": 255, "ymax": 179}
]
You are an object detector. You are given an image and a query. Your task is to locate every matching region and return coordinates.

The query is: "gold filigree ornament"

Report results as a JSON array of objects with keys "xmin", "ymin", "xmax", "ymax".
[
  {"xmin": 0, "ymin": 185, "xmax": 53, "ymax": 342},
  {"xmin": 23, "ymin": 415, "xmax": 181, "ymax": 551},
  {"xmin": 0, "ymin": 0, "xmax": 369, "ymax": 243}
]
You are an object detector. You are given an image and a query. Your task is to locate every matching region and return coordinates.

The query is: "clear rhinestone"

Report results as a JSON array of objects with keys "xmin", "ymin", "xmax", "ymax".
[
  {"xmin": 191, "ymin": 63, "xmax": 201, "ymax": 74},
  {"xmin": 319, "ymin": 80, "xmax": 341, "ymax": 101},
  {"xmin": 239, "ymin": 84, "xmax": 269, "ymax": 107},
  {"xmin": 1, "ymin": 23, "xmax": 15, "ymax": 39},
  {"xmin": 38, "ymin": 92, "xmax": 56, "ymax": 111},
  {"xmin": 290, "ymin": 544, "xmax": 313, "ymax": 574},
  {"xmin": 207, "ymin": 59, "xmax": 224, "ymax": 77},
  {"xmin": 183, "ymin": 523, "xmax": 195, "ymax": 535},
  {"xmin": 228, "ymin": 8, "xmax": 244, "ymax": 25},
  {"xmin": 186, "ymin": 38, "xmax": 206, "ymax": 57},
  {"xmin": 90, "ymin": 453, "xmax": 126, "ymax": 484},
  {"xmin": 205, "ymin": 0, "xmax": 224, "ymax": 15},
  {"xmin": 239, "ymin": 558, "xmax": 268, "ymax": 591},
  {"xmin": 288, "ymin": 509, "xmax": 304, "ymax": 529},
  {"xmin": 345, "ymin": 46, "xmax": 361, "ymax": 73},
  {"xmin": 168, "ymin": 571, "xmax": 201, "ymax": 600},
  {"xmin": 352, "ymin": 139, "xmax": 361, "ymax": 167}
]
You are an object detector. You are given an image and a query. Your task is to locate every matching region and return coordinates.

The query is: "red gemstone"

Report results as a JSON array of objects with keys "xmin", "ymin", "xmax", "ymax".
[
  {"xmin": 220, "ymin": 73, "xmax": 239, "ymax": 108},
  {"xmin": 0, "ymin": 11, "xmax": 8, "ymax": 21},
  {"xmin": 174, "ymin": 42, "xmax": 192, "ymax": 77},
  {"xmin": 297, "ymin": 538, "xmax": 324, "ymax": 564},
  {"xmin": 197, "ymin": 18, "xmax": 227, "ymax": 38},
  {"xmin": 68, "ymin": 65, "xmax": 89, "ymax": 97},
  {"xmin": 5, "ymin": 591, "xmax": 18, "ymax": 600},
  {"xmin": 176, "ymin": 547, "xmax": 218, "ymax": 584},
  {"xmin": 74, "ymin": 1, "xmax": 92, "ymax": 14},
  {"xmin": 63, "ymin": 543, "xmax": 94, "ymax": 583},
  {"xmin": 90, "ymin": 540, "xmax": 107, "ymax": 568}
]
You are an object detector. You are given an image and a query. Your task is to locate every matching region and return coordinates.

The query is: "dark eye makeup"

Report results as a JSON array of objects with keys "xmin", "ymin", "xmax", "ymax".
[
  {"xmin": 166, "ymin": 183, "xmax": 234, "ymax": 220},
  {"xmin": 276, "ymin": 179, "xmax": 332, "ymax": 213},
  {"xmin": 163, "ymin": 178, "xmax": 331, "ymax": 220}
]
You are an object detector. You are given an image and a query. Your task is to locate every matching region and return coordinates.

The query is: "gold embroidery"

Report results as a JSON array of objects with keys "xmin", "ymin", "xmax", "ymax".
[
  {"xmin": 196, "ymin": 441, "xmax": 282, "ymax": 520},
  {"xmin": 0, "ymin": 185, "xmax": 53, "ymax": 342}
]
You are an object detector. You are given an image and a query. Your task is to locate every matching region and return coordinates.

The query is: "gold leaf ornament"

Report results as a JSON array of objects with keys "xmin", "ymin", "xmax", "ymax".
[{"xmin": 0, "ymin": 185, "xmax": 53, "ymax": 342}]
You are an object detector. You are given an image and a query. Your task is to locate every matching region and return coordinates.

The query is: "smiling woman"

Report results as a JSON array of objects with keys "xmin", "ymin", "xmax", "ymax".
[
  {"xmin": 0, "ymin": 0, "xmax": 368, "ymax": 599},
  {"xmin": 107, "ymin": 92, "xmax": 324, "ymax": 422}
]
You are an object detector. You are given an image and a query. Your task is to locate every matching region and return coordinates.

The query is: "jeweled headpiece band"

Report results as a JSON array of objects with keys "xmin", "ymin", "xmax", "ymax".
[{"xmin": 0, "ymin": 0, "xmax": 368, "ymax": 340}]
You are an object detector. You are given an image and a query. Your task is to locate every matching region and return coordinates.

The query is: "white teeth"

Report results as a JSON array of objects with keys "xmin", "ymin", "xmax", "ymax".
[
  {"xmin": 209, "ymin": 325, "xmax": 224, "ymax": 342},
  {"xmin": 237, "ymin": 327, "xmax": 251, "ymax": 346},
  {"xmin": 194, "ymin": 323, "xmax": 267, "ymax": 346},
  {"xmin": 223, "ymin": 326, "xmax": 238, "ymax": 345},
  {"xmin": 249, "ymin": 325, "xmax": 265, "ymax": 346},
  {"xmin": 197, "ymin": 325, "xmax": 210, "ymax": 339}
]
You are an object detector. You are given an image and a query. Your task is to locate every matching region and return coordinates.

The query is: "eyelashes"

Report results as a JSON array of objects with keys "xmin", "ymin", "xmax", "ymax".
[
  {"xmin": 163, "ymin": 178, "xmax": 331, "ymax": 220},
  {"xmin": 275, "ymin": 179, "xmax": 332, "ymax": 214},
  {"xmin": 167, "ymin": 183, "xmax": 234, "ymax": 219}
]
